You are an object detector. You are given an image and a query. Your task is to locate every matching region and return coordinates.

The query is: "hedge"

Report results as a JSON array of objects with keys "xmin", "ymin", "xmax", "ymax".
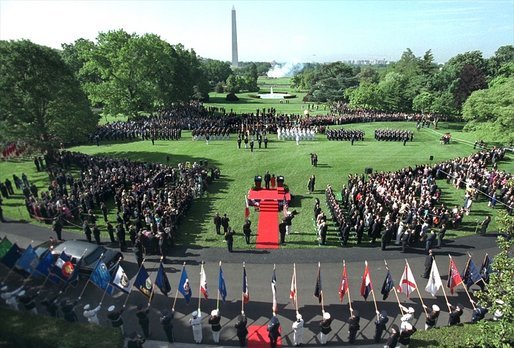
[{"xmin": 0, "ymin": 307, "xmax": 123, "ymax": 348}]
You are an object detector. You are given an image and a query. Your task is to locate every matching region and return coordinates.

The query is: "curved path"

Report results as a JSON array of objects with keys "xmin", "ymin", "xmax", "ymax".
[{"xmin": 0, "ymin": 220, "xmax": 499, "ymax": 347}]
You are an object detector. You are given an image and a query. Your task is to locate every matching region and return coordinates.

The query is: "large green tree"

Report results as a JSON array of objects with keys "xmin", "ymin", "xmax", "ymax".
[{"xmin": 0, "ymin": 40, "xmax": 96, "ymax": 151}]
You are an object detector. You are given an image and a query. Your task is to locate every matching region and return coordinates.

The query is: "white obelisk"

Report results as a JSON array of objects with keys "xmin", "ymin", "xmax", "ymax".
[{"xmin": 231, "ymin": 6, "xmax": 239, "ymax": 68}]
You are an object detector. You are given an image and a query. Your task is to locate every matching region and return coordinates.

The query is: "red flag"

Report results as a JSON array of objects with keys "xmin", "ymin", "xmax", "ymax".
[
  {"xmin": 447, "ymin": 257, "xmax": 463, "ymax": 295},
  {"xmin": 290, "ymin": 264, "xmax": 297, "ymax": 306},
  {"xmin": 200, "ymin": 263, "xmax": 208, "ymax": 299},
  {"xmin": 338, "ymin": 262, "xmax": 349, "ymax": 302},
  {"xmin": 360, "ymin": 261, "xmax": 373, "ymax": 300},
  {"xmin": 398, "ymin": 262, "xmax": 417, "ymax": 298}
]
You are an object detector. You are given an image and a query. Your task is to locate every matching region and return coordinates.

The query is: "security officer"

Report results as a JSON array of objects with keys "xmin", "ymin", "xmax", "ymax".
[
  {"xmin": 136, "ymin": 304, "xmax": 150, "ymax": 338},
  {"xmin": 235, "ymin": 311, "xmax": 248, "ymax": 347},
  {"xmin": 160, "ymin": 309, "xmax": 175, "ymax": 343}
]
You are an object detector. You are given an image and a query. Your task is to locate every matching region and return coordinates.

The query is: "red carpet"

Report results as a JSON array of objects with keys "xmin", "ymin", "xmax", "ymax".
[
  {"xmin": 248, "ymin": 324, "xmax": 282, "ymax": 348},
  {"xmin": 256, "ymin": 200, "xmax": 279, "ymax": 249}
]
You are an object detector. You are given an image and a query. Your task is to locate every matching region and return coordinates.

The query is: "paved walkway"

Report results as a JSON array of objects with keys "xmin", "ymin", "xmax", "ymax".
[{"xmin": 0, "ymin": 220, "xmax": 500, "ymax": 347}]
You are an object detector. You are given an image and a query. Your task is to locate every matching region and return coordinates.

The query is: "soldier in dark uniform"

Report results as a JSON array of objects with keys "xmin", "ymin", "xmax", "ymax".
[
  {"xmin": 250, "ymin": 139, "xmax": 254, "ymax": 152},
  {"xmin": 213, "ymin": 213, "xmax": 222, "ymax": 234},
  {"xmin": 41, "ymin": 291, "xmax": 61, "ymax": 317},
  {"xmin": 264, "ymin": 136, "xmax": 268, "ymax": 149},
  {"xmin": 127, "ymin": 332, "xmax": 145, "ymax": 348},
  {"xmin": 208, "ymin": 309, "xmax": 222, "ymax": 343},
  {"xmin": 398, "ymin": 322, "xmax": 417, "ymax": 346},
  {"xmin": 107, "ymin": 305, "xmax": 125, "ymax": 335},
  {"xmin": 107, "ymin": 222, "xmax": 116, "ymax": 243},
  {"xmin": 221, "ymin": 214, "xmax": 230, "ymax": 233},
  {"xmin": 134, "ymin": 235, "xmax": 144, "ymax": 267},
  {"xmin": 237, "ymin": 135, "xmax": 242, "ymax": 149},
  {"xmin": 243, "ymin": 219, "xmax": 252, "ymax": 244},
  {"xmin": 235, "ymin": 311, "xmax": 248, "ymax": 347},
  {"xmin": 279, "ymin": 222, "xmax": 287, "ymax": 245},
  {"xmin": 448, "ymin": 303, "xmax": 463, "ymax": 326},
  {"xmin": 264, "ymin": 171, "xmax": 271, "ymax": 189},
  {"xmin": 385, "ymin": 324, "xmax": 400, "ymax": 348},
  {"xmin": 422, "ymin": 250, "xmax": 433, "ymax": 278},
  {"xmin": 83, "ymin": 221, "xmax": 92, "ymax": 243},
  {"xmin": 471, "ymin": 304, "xmax": 488, "ymax": 323},
  {"xmin": 374, "ymin": 310, "xmax": 388, "ymax": 343},
  {"xmin": 225, "ymin": 227, "xmax": 235, "ymax": 252},
  {"xmin": 116, "ymin": 223, "xmax": 127, "ymax": 251},
  {"xmin": 136, "ymin": 304, "xmax": 150, "ymax": 338},
  {"xmin": 319, "ymin": 311, "xmax": 332, "ymax": 345},
  {"xmin": 424, "ymin": 304, "xmax": 440, "ymax": 329},
  {"xmin": 52, "ymin": 217, "xmax": 63, "ymax": 241},
  {"xmin": 60, "ymin": 298, "xmax": 79, "ymax": 322},
  {"xmin": 348, "ymin": 309, "xmax": 360, "ymax": 344},
  {"xmin": 160, "ymin": 309, "xmax": 175, "ymax": 342},
  {"xmin": 100, "ymin": 202, "xmax": 108, "ymax": 222},
  {"xmin": 92, "ymin": 224, "xmax": 101, "ymax": 245},
  {"xmin": 267, "ymin": 314, "xmax": 281, "ymax": 348}
]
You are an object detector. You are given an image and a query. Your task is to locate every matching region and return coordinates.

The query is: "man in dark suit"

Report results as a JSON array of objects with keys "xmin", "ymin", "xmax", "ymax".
[
  {"xmin": 235, "ymin": 311, "xmax": 248, "ymax": 346},
  {"xmin": 221, "ymin": 214, "xmax": 230, "ymax": 233},
  {"xmin": 213, "ymin": 213, "xmax": 222, "ymax": 234},
  {"xmin": 267, "ymin": 314, "xmax": 281, "ymax": 348},
  {"xmin": 264, "ymin": 171, "xmax": 271, "ymax": 190}
]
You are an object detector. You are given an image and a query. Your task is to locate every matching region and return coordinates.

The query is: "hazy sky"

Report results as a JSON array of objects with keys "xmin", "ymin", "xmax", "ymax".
[{"xmin": 1, "ymin": 0, "xmax": 513, "ymax": 63}]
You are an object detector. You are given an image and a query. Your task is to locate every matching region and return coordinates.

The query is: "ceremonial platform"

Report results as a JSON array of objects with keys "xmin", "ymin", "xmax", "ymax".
[{"xmin": 247, "ymin": 185, "xmax": 291, "ymax": 249}]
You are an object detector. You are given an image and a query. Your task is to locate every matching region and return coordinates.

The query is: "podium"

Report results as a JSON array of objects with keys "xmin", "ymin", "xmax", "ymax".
[
  {"xmin": 254, "ymin": 175, "xmax": 262, "ymax": 189},
  {"xmin": 277, "ymin": 176, "xmax": 284, "ymax": 188}
]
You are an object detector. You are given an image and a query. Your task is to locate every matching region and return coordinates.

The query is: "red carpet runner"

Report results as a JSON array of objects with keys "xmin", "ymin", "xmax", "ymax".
[
  {"xmin": 248, "ymin": 325, "xmax": 282, "ymax": 348},
  {"xmin": 256, "ymin": 200, "xmax": 279, "ymax": 249}
]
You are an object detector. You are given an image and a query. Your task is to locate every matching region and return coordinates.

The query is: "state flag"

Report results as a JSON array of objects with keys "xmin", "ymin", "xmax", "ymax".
[
  {"xmin": 360, "ymin": 261, "xmax": 373, "ymax": 300},
  {"xmin": 271, "ymin": 265, "xmax": 278, "ymax": 312},
  {"xmin": 200, "ymin": 263, "xmax": 208, "ymax": 299},
  {"xmin": 90, "ymin": 261, "xmax": 115, "ymax": 295},
  {"xmin": 155, "ymin": 262, "xmax": 171, "ymax": 296},
  {"xmin": 134, "ymin": 265, "xmax": 153, "ymax": 300},
  {"xmin": 35, "ymin": 249, "xmax": 54, "ymax": 277},
  {"xmin": 1, "ymin": 243, "xmax": 22, "ymax": 268},
  {"xmin": 242, "ymin": 265, "xmax": 249, "ymax": 303},
  {"xmin": 381, "ymin": 270, "xmax": 394, "ymax": 300},
  {"xmin": 178, "ymin": 266, "xmax": 192, "ymax": 304},
  {"xmin": 339, "ymin": 262, "xmax": 349, "ymax": 302},
  {"xmin": 314, "ymin": 263, "xmax": 322, "ymax": 303},
  {"xmin": 480, "ymin": 254, "xmax": 492, "ymax": 284},
  {"xmin": 14, "ymin": 245, "xmax": 39, "ymax": 274},
  {"xmin": 398, "ymin": 262, "xmax": 417, "ymax": 298},
  {"xmin": 112, "ymin": 264, "xmax": 131, "ymax": 293},
  {"xmin": 461, "ymin": 258, "xmax": 482, "ymax": 289},
  {"xmin": 49, "ymin": 251, "xmax": 72, "ymax": 284},
  {"xmin": 447, "ymin": 257, "xmax": 463, "ymax": 295},
  {"xmin": 218, "ymin": 264, "xmax": 227, "ymax": 302},
  {"xmin": 290, "ymin": 264, "xmax": 297, "ymax": 306},
  {"xmin": 425, "ymin": 259, "xmax": 443, "ymax": 297}
]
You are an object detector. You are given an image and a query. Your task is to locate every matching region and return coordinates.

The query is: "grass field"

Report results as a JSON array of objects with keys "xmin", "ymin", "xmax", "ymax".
[{"xmin": 1, "ymin": 121, "xmax": 512, "ymax": 250}]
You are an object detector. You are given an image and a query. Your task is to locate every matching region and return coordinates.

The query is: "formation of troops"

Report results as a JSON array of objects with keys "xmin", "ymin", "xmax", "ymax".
[
  {"xmin": 325, "ymin": 128, "xmax": 365, "ymax": 142},
  {"xmin": 374, "ymin": 128, "xmax": 414, "ymax": 142}
]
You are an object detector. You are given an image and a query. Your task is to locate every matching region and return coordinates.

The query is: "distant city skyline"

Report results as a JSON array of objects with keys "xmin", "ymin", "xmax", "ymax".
[{"xmin": 1, "ymin": 0, "xmax": 513, "ymax": 63}]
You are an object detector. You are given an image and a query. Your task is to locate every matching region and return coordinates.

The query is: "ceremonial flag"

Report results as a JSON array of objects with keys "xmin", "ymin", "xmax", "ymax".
[
  {"xmin": 447, "ymin": 257, "xmax": 463, "ymax": 295},
  {"xmin": 1, "ymin": 243, "xmax": 22, "ymax": 268},
  {"xmin": 381, "ymin": 270, "xmax": 394, "ymax": 300},
  {"xmin": 178, "ymin": 266, "xmax": 192, "ymax": 304},
  {"xmin": 425, "ymin": 259, "xmax": 443, "ymax": 297},
  {"xmin": 282, "ymin": 195, "xmax": 288, "ymax": 217},
  {"xmin": 218, "ymin": 264, "xmax": 227, "ymax": 302},
  {"xmin": 242, "ymin": 264, "xmax": 249, "ymax": 303},
  {"xmin": 290, "ymin": 264, "xmax": 297, "ymax": 306},
  {"xmin": 314, "ymin": 263, "xmax": 322, "ymax": 303},
  {"xmin": 35, "ymin": 249, "xmax": 54, "ymax": 277},
  {"xmin": 49, "ymin": 251, "xmax": 72, "ymax": 283},
  {"xmin": 398, "ymin": 262, "xmax": 417, "ymax": 298},
  {"xmin": 134, "ymin": 265, "xmax": 153, "ymax": 299},
  {"xmin": 0, "ymin": 237, "xmax": 13, "ymax": 259},
  {"xmin": 155, "ymin": 262, "xmax": 171, "ymax": 296},
  {"xmin": 90, "ymin": 261, "xmax": 115, "ymax": 295},
  {"xmin": 200, "ymin": 263, "xmax": 208, "ymax": 299},
  {"xmin": 112, "ymin": 264, "xmax": 131, "ymax": 293},
  {"xmin": 360, "ymin": 261, "xmax": 373, "ymax": 300},
  {"xmin": 244, "ymin": 195, "xmax": 250, "ymax": 220},
  {"xmin": 480, "ymin": 254, "xmax": 492, "ymax": 283},
  {"xmin": 462, "ymin": 258, "xmax": 482, "ymax": 289},
  {"xmin": 271, "ymin": 265, "xmax": 278, "ymax": 312},
  {"xmin": 339, "ymin": 262, "xmax": 349, "ymax": 302},
  {"xmin": 14, "ymin": 245, "xmax": 39, "ymax": 274}
]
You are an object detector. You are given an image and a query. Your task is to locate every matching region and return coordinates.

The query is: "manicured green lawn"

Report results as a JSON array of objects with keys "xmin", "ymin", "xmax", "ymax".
[{"xmin": 2, "ymin": 121, "xmax": 511, "ymax": 249}]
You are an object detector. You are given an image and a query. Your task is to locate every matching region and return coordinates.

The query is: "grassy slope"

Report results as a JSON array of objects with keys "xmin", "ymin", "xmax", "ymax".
[{"xmin": 2, "ymin": 121, "xmax": 512, "ymax": 249}]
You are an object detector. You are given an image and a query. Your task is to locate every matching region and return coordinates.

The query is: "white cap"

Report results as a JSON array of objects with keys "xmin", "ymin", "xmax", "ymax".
[
  {"xmin": 84, "ymin": 304, "xmax": 90, "ymax": 310},
  {"xmin": 296, "ymin": 313, "xmax": 302, "ymax": 320},
  {"xmin": 108, "ymin": 305, "xmax": 115, "ymax": 312},
  {"xmin": 404, "ymin": 322, "xmax": 413, "ymax": 330},
  {"xmin": 192, "ymin": 310, "xmax": 198, "ymax": 317},
  {"xmin": 17, "ymin": 290, "xmax": 26, "ymax": 297},
  {"xmin": 432, "ymin": 304, "xmax": 440, "ymax": 312},
  {"xmin": 211, "ymin": 309, "xmax": 219, "ymax": 316},
  {"xmin": 323, "ymin": 312, "xmax": 331, "ymax": 320},
  {"xmin": 408, "ymin": 307, "xmax": 415, "ymax": 314}
]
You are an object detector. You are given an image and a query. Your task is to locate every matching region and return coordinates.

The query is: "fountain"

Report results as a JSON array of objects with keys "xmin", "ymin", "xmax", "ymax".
[{"xmin": 258, "ymin": 86, "xmax": 292, "ymax": 99}]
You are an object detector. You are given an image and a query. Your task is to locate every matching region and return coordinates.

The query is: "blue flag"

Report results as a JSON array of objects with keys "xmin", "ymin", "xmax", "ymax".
[
  {"xmin": 462, "ymin": 258, "xmax": 482, "ymax": 288},
  {"xmin": 90, "ymin": 261, "xmax": 115, "ymax": 295},
  {"xmin": 1, "ymin": 243, "xmax": 22, "ymax": 268},
  {"xmin": 155, "ymin": 262, "xmax": 171, "ymax": 296},
  {"xmin": 381, "ymin": 270, "xmax": 394, "ymax": 300},
  {"xmin": 49, "ymin": 251, "xmax": 72, "ymax": 284},
  {"xmin": 134, "ymin": 265, "xmax": 153, "ymax": 299},
  {"xmin": 219, "ymin": 265, "xmax": 227, "ymax": 302},
  {"xmin": 15, "ymin": 245, "xmax": 39, "ymax": 274},
  {"xmin": 178, "ymin": 266, "xmax": 192, "ymax": 304},
  {"xmin": 35, "ymin": 250, "xmax": 54, "ymax": 277},
  {"xmin": 480, "ymin": 254, "xmax": 492, "ymax": 283}
]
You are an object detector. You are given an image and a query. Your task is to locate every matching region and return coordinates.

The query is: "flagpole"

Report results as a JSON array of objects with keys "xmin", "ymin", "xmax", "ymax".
[
  {"xmin": 405, "ymin": 259, "xmax": 428, "ymax": 317},
  {"xmin": 172, "ymin": 262, "xmax": 186, "ymax": 310},
  {"xmin": 449, "ymin": 255, "xmax": 476, "ymax": 310},
  {"xmin": 294, "ymin": 263, "xmax": 298, "ymax": 313},
  {"xmin": 319, "ymin": 262, "xmax": 324, "ymax": 313},
  {"xmin": 366, "ymin": 260, "xmax": 379, "ymax": 319},
  {"xmin": 147, "ymin": 258, "xmax": 161, "ymax": 306},
  {"xmin": 345, "ymin": 260, "xmax": 353, "ymax": 314},
  {"xmin": 198, "ymin": 261, "xmax": 203, "ymax": 312},
  {"xmin": 477, "ymin": 253, "xmax": 488, "ymax": 289},
  {"xmin": 79, "ymin": 253, "xmax": 104, "ymax": 299},
  {"xmin": 433, "ymin": 258, "xmax": 451, "ymax": 311},
  {"xmin": 384, "ymin": 260, "xmax": 404, "ymax": 315},
  {"xmin": 217, "ymin": 261, "xmax": 221, "ymax": 311},
  {"xmin": 124, "ymin": 258, "xmax": 146, "ymax": 308}
]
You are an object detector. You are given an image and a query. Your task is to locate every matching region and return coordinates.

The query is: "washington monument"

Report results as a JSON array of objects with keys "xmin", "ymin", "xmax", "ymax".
[{"xmin": 231, "ymin": 6, "xmax": 238, "ymax": 68}]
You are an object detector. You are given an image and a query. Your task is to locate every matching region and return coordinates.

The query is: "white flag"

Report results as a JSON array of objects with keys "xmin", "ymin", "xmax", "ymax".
[
  {"xmin": 425, "ymin": 259, "xmax": 443, "ymax": 297},
  {"xmin": 200, "ymin": 264, "xmax": 208, "ymax": 299},
  {"xmin": 112, "ymin": 264, "xmax": 130, "ymax": 293}
]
